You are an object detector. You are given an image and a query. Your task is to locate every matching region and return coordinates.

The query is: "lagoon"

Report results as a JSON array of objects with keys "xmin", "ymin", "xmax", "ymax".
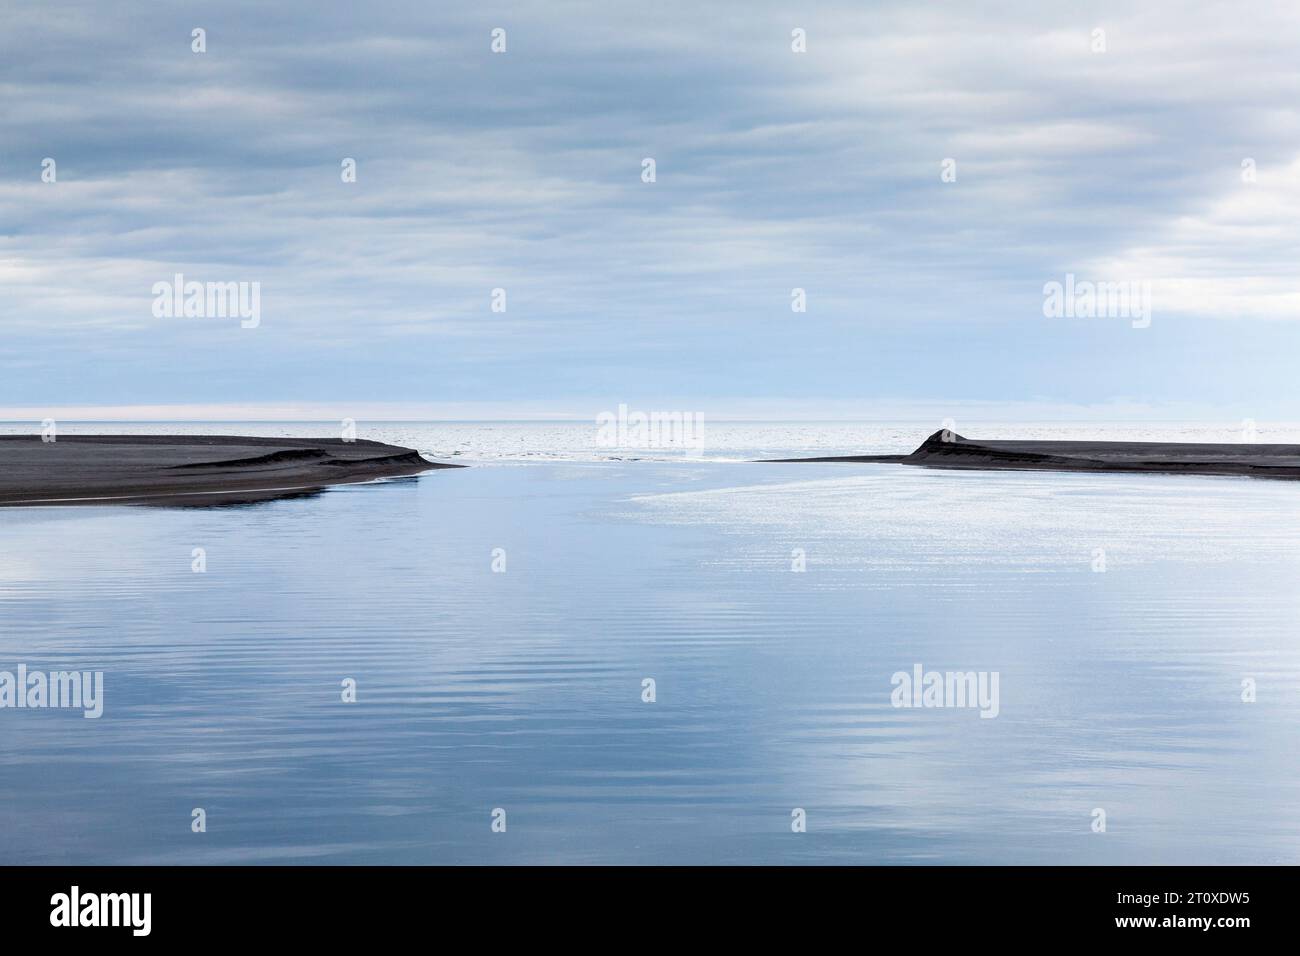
[{"xmin": 2, "ymin": 423, "xmax": 1298, "ymax": 864}]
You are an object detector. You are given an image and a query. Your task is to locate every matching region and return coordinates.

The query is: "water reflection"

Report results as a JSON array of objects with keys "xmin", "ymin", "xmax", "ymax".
[{"xmin": 1, "ymin": 460, "xmax": 1297, "ymax": 864}]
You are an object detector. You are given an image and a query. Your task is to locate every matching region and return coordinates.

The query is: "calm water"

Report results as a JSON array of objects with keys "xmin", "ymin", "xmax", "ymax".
[{"xmin": 2, "ymin": 423, "xmax": 1299, "ymax": 864}]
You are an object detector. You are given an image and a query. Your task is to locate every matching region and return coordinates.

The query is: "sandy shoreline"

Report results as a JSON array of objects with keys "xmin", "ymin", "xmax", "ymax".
[
  {"xmin": 770, "ymin": 429, "xmax": 1300, "ymax": 480},
  {"xmin": 0, "ymin": 435, "xmax": 460, "ymax": 506}
]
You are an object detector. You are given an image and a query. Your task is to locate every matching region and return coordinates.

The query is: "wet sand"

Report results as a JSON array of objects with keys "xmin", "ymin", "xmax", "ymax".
[
  {"xmin": 0, "ymin": 435, "xmax": 461, "ymax": 506},
  {"xmin": 771, "ymin": 429, "xmax": 1300, "ymax": 480}
]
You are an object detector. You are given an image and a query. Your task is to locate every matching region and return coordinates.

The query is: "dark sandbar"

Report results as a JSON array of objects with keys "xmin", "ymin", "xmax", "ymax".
[
  {"xmin": 769, "ymin": 430, "xmax": 1300, "ymax": 480},
  {"xmin": 0, "ymin": 435, "xmax": 461, "ymax": 506}
]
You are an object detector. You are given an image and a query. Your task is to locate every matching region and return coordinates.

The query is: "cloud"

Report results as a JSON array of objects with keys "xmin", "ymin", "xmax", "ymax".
[{"xmin": 2, "ymin": 1, "xmax": 1299, "ymax": 413}]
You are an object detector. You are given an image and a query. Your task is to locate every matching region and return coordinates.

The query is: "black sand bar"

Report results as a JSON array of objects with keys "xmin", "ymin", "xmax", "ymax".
[
  {"xmin": 770, "ymin": 429, "xmax": 1300, "ymax": 480},
  {"xmin": 0, "ymin": 435, "xmax": 460, "ymax": 506}
]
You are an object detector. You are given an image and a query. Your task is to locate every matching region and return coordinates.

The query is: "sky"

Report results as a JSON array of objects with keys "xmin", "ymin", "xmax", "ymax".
[{"xmin": 2, "ymin": 0, "xmax": 1299, "ymax": 421}]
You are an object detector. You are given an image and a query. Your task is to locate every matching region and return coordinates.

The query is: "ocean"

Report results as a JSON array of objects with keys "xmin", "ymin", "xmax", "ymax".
[{"xmin": 2, "ymin": 421, "xmax": 1298, "ymax": 863}]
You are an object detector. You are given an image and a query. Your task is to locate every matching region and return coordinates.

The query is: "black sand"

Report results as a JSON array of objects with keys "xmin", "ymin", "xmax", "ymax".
[
  {"xmin": 0, "ymin": 435, "xmax": 460, "ymax": 506},
  {"xmin": 770, "ymin": 429, "xmax": 1300, "ymax": 480}
]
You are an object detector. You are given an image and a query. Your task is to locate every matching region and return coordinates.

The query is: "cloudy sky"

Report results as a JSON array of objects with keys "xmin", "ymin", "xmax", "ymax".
[{"xmin": 3, "ymin": 0, "xmax": 1299, "ymax": 420}]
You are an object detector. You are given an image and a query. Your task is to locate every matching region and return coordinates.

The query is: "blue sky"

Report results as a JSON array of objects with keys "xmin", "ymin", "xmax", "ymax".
[{"xmin": 3, "ymin": 0, "xmax": 1299, "ymax": 420}]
